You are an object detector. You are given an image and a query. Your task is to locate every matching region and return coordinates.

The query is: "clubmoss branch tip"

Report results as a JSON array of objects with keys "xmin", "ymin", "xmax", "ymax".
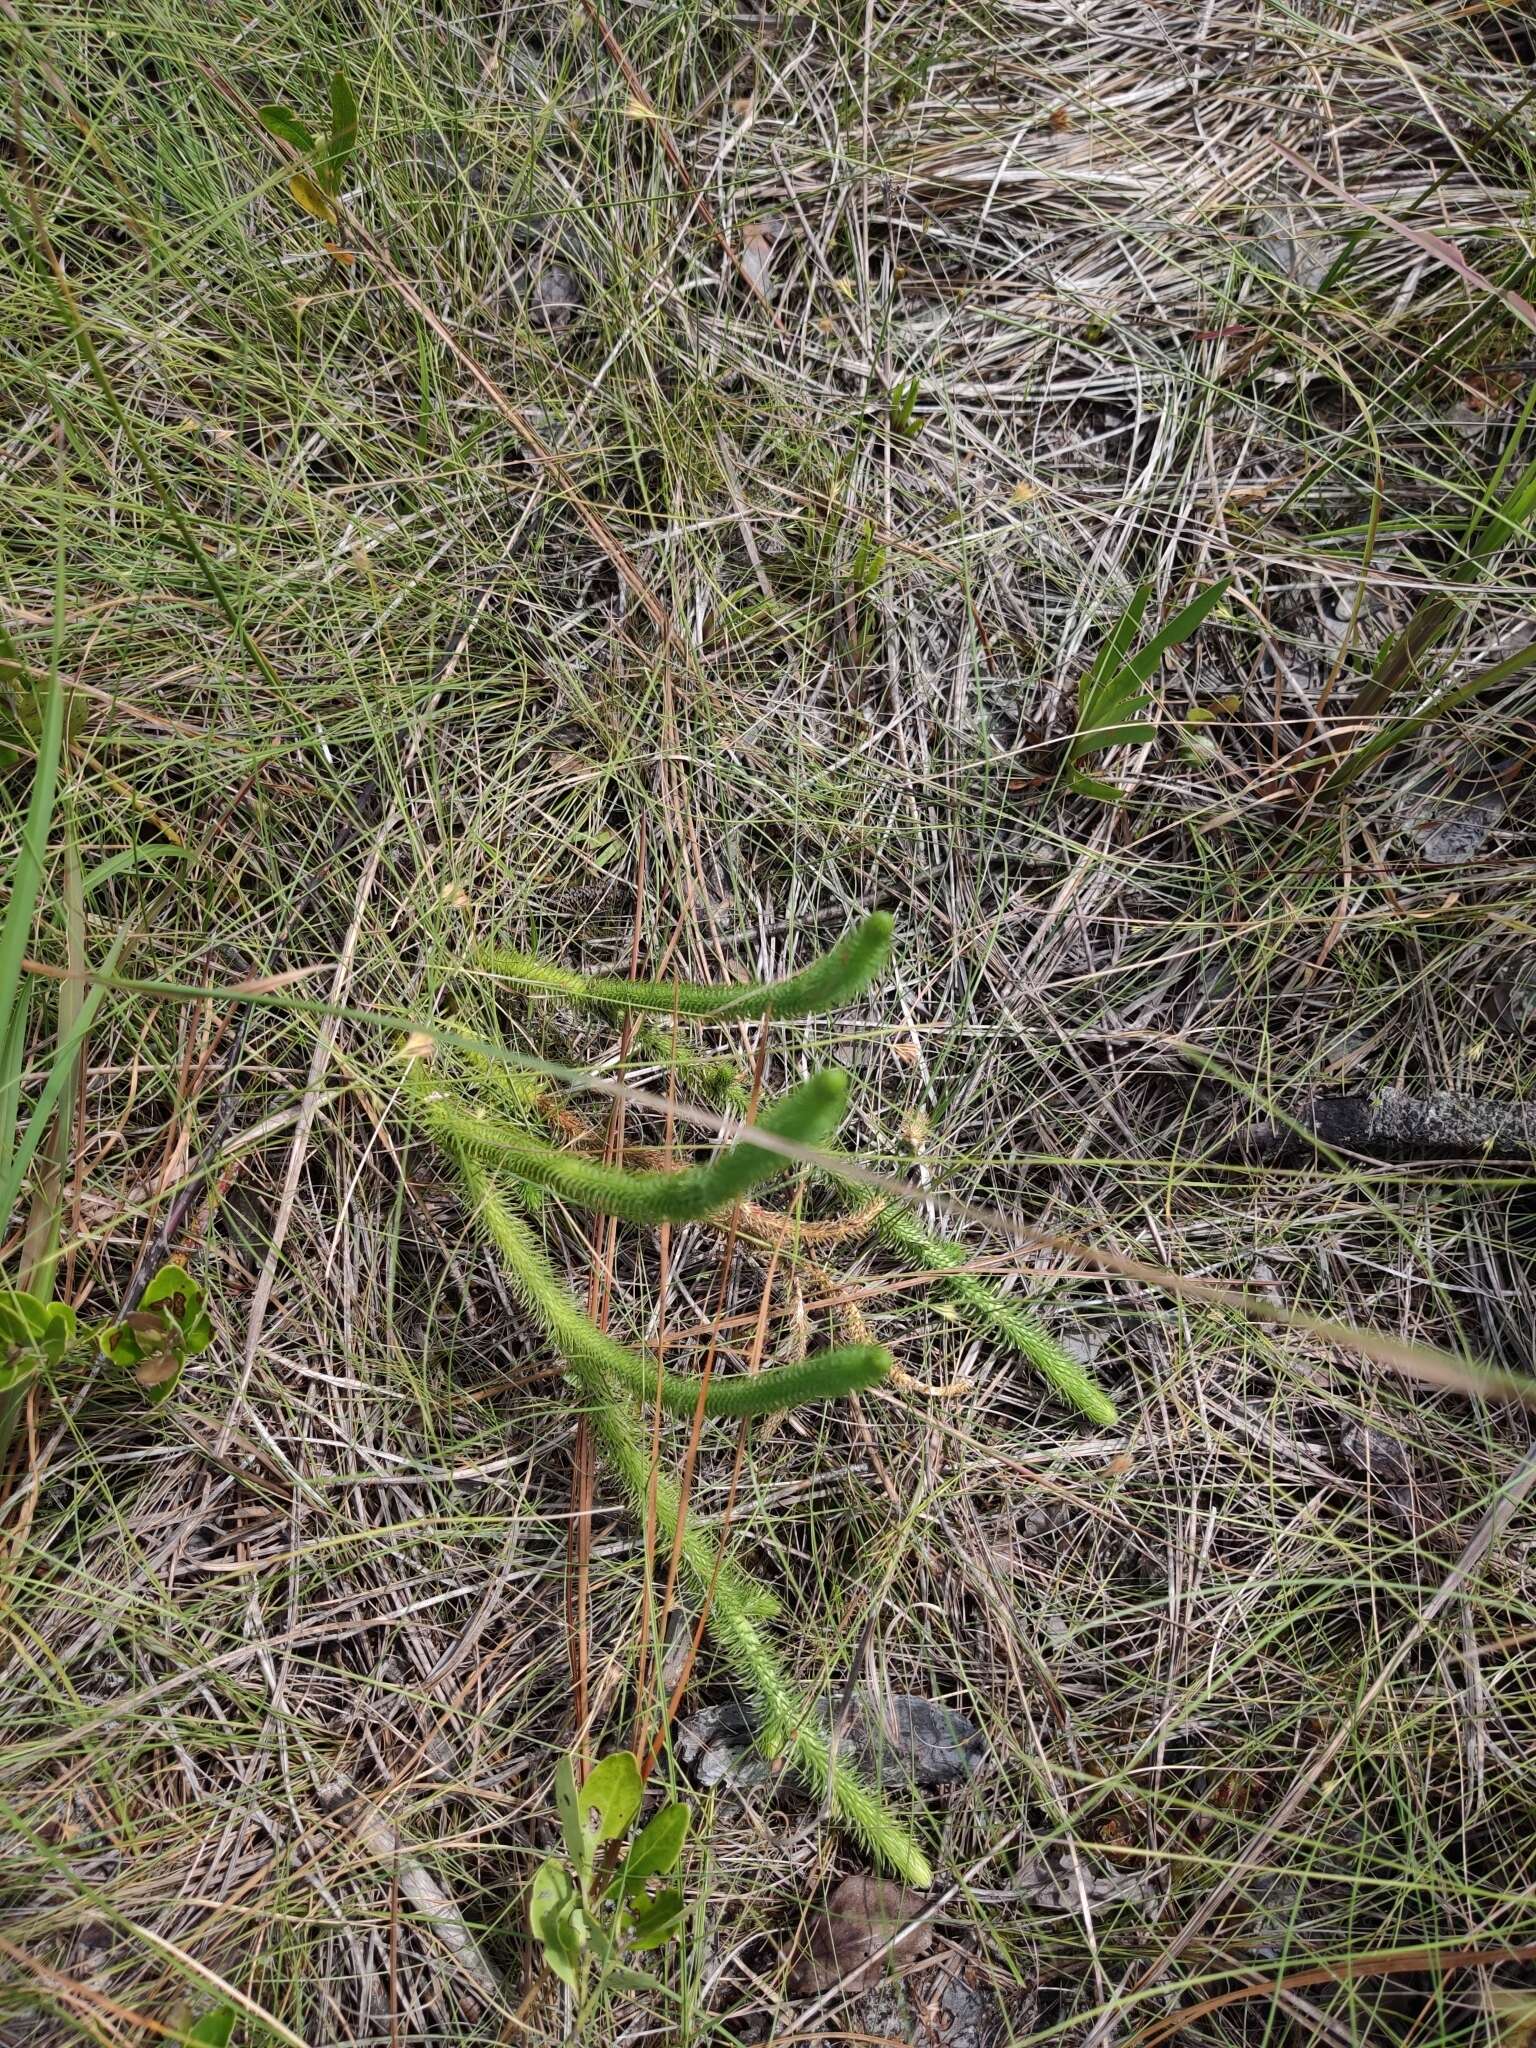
[
  {"xmin": 413, "ymin": 1068, "xmax": 848, "ymax": 1223},
  {"xmin": 479, "ymin": 910, "xmax": 894, "ymax": 1021}
]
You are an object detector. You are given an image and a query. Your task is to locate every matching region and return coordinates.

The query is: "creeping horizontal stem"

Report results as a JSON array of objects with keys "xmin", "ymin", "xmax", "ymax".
[
  {"xmin": 869, "ymin": 1201, "xmax": 1119, "ymax": 1427},
  {"xmin": 452, "ymin": 1149, "xmax": 889, "ymax": 1421}
]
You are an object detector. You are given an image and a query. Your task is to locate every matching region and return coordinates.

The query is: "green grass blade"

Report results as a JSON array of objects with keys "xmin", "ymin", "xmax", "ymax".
[
  {"xmin": 0, "ymin": 536, "xmax": 68, "ymax": 1218},
  {"xmin": 16, "ymin": 809, "xmax": 84, "ymax": 1299},
  {"xmin": 0, "ymin": 923, "xmax": 128, "ymax": 1232}
]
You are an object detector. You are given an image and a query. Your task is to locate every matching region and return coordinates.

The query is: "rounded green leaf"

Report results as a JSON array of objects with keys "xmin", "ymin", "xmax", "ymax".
[
  {"xmin": 186, "ymin": 2006, "xmax": 237, "ymax": 2047},
  {"xmin": 530, "ymin": 1856, "xmax": 584, "ymax": 1987},
  {"xmin": 617, "ymin": 1801, "xmax": 689, "ymax": 1895},
  {"xmin": 0, "ymin": 1287, "xmax": 76, "ymax": 1375},
  {"xmin": 143, "ymin": 1264, "xmax": 213, "ymax": 1355},
  {"xmin": 287, "ymin": 172, "xmax": 339, "ymax": 227},
  {"xmin": 579, "ymin": 1751, "xmax": 642, "ymax": 1848},
  {"xmin": 605, "ymin": 1964, "xmax": 660, "ymax": 1996},
  {"xmin": 257, "ymin": 104, "xmax": 317, "ymax": 156},
  {"xmin": 626, "ymin": 1886, "xmax": 686, "ymax": 1950},
  {"xmin": 98, "ymin": 1266, "xmax": 212, "ymax": 1407}
]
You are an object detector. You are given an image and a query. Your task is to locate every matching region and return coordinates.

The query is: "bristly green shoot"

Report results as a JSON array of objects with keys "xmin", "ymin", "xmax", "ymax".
[
  {"xmin": 418, "ymin": 899, "xmax": 1105, "ymax": 1874},
  {"xmin": 457, "ymin": 1149, "xmax": 890, "ymax": 1422},
  {"xmin": 480, "ymin": 909, "xmax": 894, "ymax": 1020},
  {"xmin": 872, "ymin": 1203, "xmax": 1119, "ymax": 1427},
  {"xmin": 459, "ymin": 1159, "xmax": 932, "ymax": 1886},
  {"xmin": 414, "ymin": 1068, "xmax": 848, "ymax": 1222}
]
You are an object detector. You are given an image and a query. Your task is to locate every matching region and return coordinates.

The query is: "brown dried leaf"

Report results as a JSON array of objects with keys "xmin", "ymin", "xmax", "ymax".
[
  {"xmin": 790, "ymin": 1876, "xmax": 932, "ymax": 1997},
  {"xmin": 133, "ymin": 1350, "xmax": 181, "ymax": 1389},
  {"xmin": 737, "ymin": 217, "xmax": 785, "ymax": 299},
  {"xmin": 288, "ymin": 172, "xmax": 339, "ymax": 227}
]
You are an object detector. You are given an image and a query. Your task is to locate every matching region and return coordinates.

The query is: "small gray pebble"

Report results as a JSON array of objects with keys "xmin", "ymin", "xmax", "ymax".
[
  {"xmin": 526, "ymin": 260, "xmax": 583, "ymax": 332},
  {"xmin": 1411, "ymin": 796, "xmax": 1501, "ymax": 865}
]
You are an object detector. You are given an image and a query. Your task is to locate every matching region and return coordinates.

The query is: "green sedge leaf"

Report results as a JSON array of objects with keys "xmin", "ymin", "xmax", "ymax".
[
  {"xmin": 1116, "ymin": 573, "xmax": 1232, "ymax": 693},
  {"xmin": 1069, "ymin": 576, "xmax": 1231, "ymax": 787},
  {"xmin": 1077, "ymin": 583, "xmax": 1149, "ymax": 708}
]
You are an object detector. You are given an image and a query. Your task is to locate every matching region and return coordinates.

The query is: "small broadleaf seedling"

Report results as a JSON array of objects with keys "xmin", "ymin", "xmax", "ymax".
[
  {"xmin": 258, "ymin": 68, "xmax": 359, "ymax": 228},
  {"xmin": 531, "ymin": 1751, "xmax": 691, "ymax": 1998},
  {"xmin": 0, "ymin": 1286, "xmax": 77, "ymax": 1391},
  {"xmin": 99, "ymin": 1264, "xmax": 213, "ymax": 1405}
]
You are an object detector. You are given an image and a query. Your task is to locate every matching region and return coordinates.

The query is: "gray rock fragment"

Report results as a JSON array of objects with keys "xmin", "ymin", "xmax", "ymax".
[{"xmin": 678, "ymin": 1691, "xmax": 989, "ymax": 1794}]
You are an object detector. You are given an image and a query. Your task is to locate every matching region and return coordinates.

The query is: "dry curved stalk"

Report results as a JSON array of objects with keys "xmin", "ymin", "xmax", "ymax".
[{"xmin": 737, "ymin": 1198, "xmax": 884, "ymax": 1249}]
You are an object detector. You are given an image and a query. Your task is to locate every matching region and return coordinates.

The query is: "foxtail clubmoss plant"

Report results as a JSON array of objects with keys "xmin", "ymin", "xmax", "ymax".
[
  {"xmin": 417, "ymin": 907, "xmax": 1117, "ymax": 1881},
  {"xmin": 462, "ymin": 913, "xmax": 1122, "ymax": 1425},
  {"xmin": 456, "ymin": 1153, "xmax": 932, "ymax": 1887},
  {"xmin": 415, "ymin": 1068, "xmax": 848, "ymax": 1223},
  {"xmin": 481, "ymin": 909, "xmax": 893, "ymax": 1020},
  {"xmin": 467, "ymin": 911, "xmax": 1116, "ymax": 1425},
  {"xmin": 486, "ymin": 1084, "xmax": 1113, "ymax": 1420}
]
